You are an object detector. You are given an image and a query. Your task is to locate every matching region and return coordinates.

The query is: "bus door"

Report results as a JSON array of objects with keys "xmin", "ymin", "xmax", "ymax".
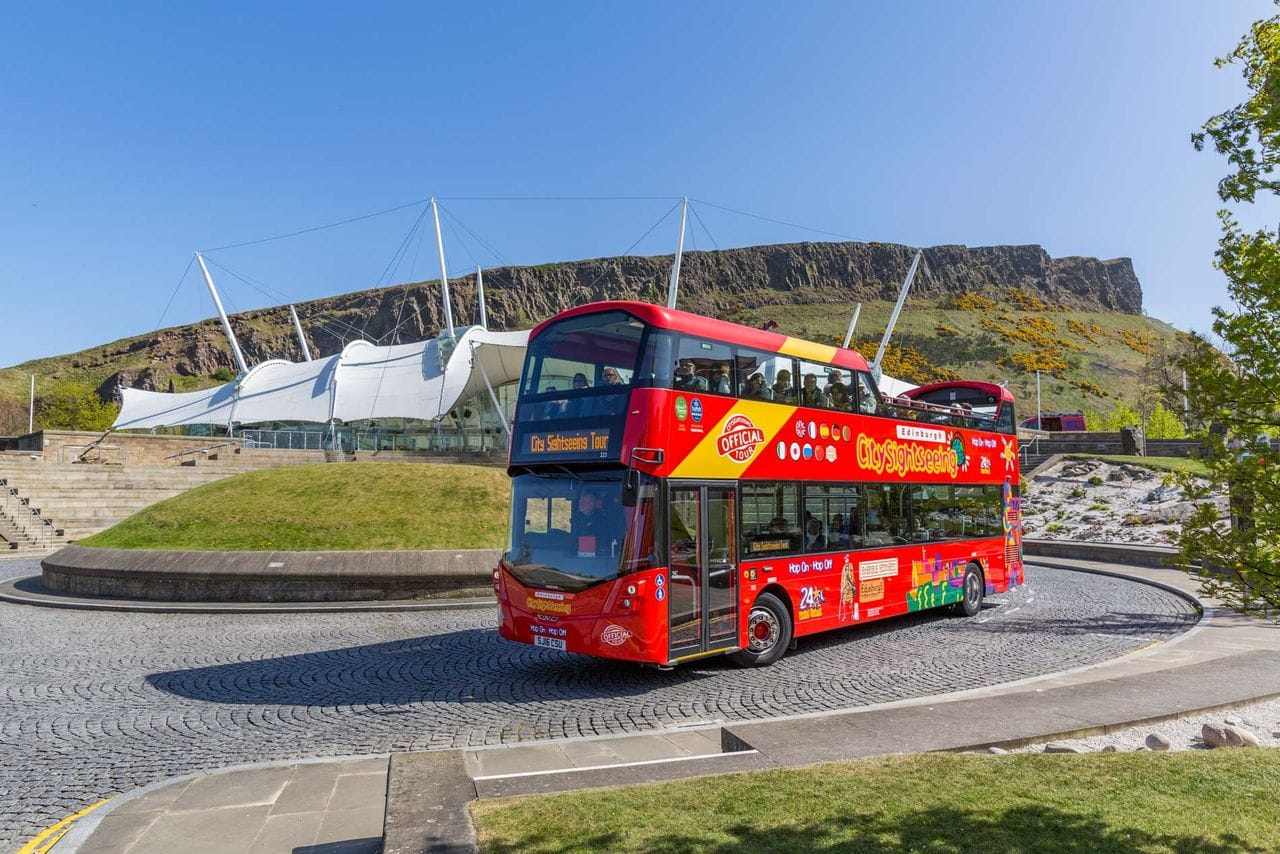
[{"xmin": 667, "ymin": 483, "xmax": 739, "ymax": 660}]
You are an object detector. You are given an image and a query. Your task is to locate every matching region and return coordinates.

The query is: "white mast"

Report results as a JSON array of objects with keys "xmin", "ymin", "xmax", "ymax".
[
  {"xmin": 195, "ymin": 251, "xmax": 249, "ymax": 375},
  {"xmin": 430, "ymin": 198, "xmax": 457, "ymax": 339},
  {"xmin": 665, "ymin": 197, "xmax": 688, "ymax": 310},
  {"xmin": 289, "ymin": 305, "xmax": 313, "ymax": 361},
  {"xmin": 1036, "ymin": 370, "xmax": 1042, "ymax": 429},
  {"xmin": 475, "ymin": 266, "xmax": 488, "ymax": 329},
  {"xmin": 28, "ymin": 374, "xmax": 34, "ymax": 434},
  {"xmin": 841, "ymin": 303, "xmax": 862, "ymax": 349},
  {"xmin": 871, "ymin": 250, "xmax": 922, "ymax": 374}
]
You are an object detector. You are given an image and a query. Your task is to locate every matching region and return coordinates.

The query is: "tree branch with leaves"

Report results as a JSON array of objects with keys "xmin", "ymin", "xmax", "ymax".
[{"xmin": 1177, "ymin": 13, "xmax": 1280, "ymax": 615}]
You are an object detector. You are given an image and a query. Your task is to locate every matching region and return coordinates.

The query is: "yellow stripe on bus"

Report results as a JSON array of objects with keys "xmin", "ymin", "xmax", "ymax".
[
  {"xmin": 671, "ymin": 400, "xmax": 796, "ymax": 478},
  {"xmin": 778, "ymin": 337, "xmax": 839, "ymax": 364}
]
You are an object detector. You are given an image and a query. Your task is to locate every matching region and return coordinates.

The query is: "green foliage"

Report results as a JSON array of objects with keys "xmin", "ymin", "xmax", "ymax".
[
  {"xmin": 1145, "ymin": 402, "xmax": 1188, "ymax": 439},
  {"xmin": 1178, "ymin": 13, "xmax": 1280, "ymax": 615},
  {"xmin": 210, "ymin": 367, "xmax": 236, "ymax": 383},
  {"xmin": 36, "ymin": 379, "xmax": 117, "ymax": 432},
  {"xmin": 1093, "ymin": 399, "xmax": 1142, "ymax": 431}
]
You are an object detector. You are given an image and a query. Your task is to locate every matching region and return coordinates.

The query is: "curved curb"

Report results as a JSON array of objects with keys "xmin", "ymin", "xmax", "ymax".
[
  {"xmin": 41, "ymin": 544, "xmax": 499, "ymax": 604},
  {"xmin": 47, "ymin": 753, "xmax": 390, "ymax": 854},
  {"xmin": 0, "ymin": 574, "xmax": 495, "ymax": 614}
]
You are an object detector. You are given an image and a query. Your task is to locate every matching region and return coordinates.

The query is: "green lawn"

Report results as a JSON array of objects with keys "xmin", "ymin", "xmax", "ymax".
[
  {"xmin": 472, "ymin": 751, "xmax": 1280, "ymax": 853},
  {"xmin": 80, "ymin": 463, "xmax": 511, "ymax": 551},
  {"xmin": 1067, "ymin": 454, "xmax": 1210, "ymax": 477}
]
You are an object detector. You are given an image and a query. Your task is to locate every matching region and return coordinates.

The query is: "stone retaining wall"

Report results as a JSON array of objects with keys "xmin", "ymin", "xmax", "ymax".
[
  {"xmin": 42, "ymin": 544, "xmax": 500, "ymax": 602},
  {"xmin": 1023, "ymin": 538, "xmax": 1186, "ymax": 569}
]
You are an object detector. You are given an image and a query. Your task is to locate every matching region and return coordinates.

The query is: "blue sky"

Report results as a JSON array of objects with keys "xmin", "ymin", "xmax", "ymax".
[{"xmin": 0, "ymin": 1, "xmax": 1269, "ymax": 367}]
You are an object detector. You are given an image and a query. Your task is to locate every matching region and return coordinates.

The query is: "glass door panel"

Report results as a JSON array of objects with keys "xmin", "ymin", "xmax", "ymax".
[
  {"xmin": 667, "ymin": 486, "xmax": 702, "ymax": 655},
  {"xmin": 705, "ymin": 487, "xmax": 738, "ymax": 648}
]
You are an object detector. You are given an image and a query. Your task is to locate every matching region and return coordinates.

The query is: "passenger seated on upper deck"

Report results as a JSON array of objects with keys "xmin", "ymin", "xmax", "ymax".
[
  {"xmin": 563, "ymin": 373, "xmax": 591, "ymax": 417},
  {"xmin": 710, "ymin": 363, "xmax": 732, "ymax": 395},
  {"xmin": 674, "ymin": 360, "xmax": 709, "ymax": 391},
  {"xmin": 542, "ymin": 387, "xmax": 566, "ymax": 420},
  {"xmin": 743, "ymin": 372, "xmax": 771, "ymax": 400},
  {"xmin": 772, "ymin": 369, "xmax": 795, "ymax": 403},
  {"xmin": 801, "ymin": 374, "xmax": 825, "ymax": 408}
]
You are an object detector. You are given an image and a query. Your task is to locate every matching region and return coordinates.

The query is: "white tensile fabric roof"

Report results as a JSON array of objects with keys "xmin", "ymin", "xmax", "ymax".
[{"xmin": 113, "ymin": 327, "xmax": 530, "ymax": 429}]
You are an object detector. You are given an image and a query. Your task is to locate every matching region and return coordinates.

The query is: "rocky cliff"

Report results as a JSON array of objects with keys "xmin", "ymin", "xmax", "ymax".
[{"xmin": 5, "ymin": 240, "xmax": 1146, "ymax": 401}]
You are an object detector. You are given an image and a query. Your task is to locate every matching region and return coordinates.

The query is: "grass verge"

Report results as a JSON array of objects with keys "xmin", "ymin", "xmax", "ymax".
[
  {"xmin": 79, "ymin": 463, "xmax": 510, "ymax": 551},
  {"xmin": 1067, "ymin": 453, "xmax": 1209, "ymax": 477},
  {"xmin": 472, "ymin": 750, "xmax": 1280, "ymax": 853}
]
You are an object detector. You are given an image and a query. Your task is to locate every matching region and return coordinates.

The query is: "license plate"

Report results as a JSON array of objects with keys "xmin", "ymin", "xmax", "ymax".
[{"xmin": 533, "ymin": 635, "xmax": 566, "ymax": 651}]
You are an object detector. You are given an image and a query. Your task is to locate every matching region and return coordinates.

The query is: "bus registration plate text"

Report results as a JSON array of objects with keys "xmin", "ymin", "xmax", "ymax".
[{"xmin": 534, "ymin": 635, "xmax": 567, "ymax": 651}]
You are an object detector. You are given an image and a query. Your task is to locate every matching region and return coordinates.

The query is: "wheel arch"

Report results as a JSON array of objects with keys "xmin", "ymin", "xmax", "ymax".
[
  {"xmin": 758, "ymin": 582, "xmax": 793, "ymax": 620},
  {"xmin": 968, "ymin": 558, "xmax": 989, "ymax": 593}
]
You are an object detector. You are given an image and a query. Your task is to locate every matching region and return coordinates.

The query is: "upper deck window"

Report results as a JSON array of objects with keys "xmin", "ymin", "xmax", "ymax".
[
  {"xmin": 670, "ymin": 337, "xmax": 735, "ymax": 395},
  {"xmin": 901, "ymin": 386, "xmax": 1013, "ymax": 433},
  {"xmin": 519, "ymin": 311, "xmax": 645, "ymax": 419}
]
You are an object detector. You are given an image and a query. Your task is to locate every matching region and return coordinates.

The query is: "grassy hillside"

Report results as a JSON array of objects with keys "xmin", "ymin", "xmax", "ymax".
[
  {"xmin": 80, "ymin": 463, "xmax": 511, "ymax": 551},
  {"xmin": 0, "ymin": 263, "xmax": 1187, "ymax": 433},
  {"xmin": 726, "ymin": 294, "xmax": 1185, "ymax": 415}
]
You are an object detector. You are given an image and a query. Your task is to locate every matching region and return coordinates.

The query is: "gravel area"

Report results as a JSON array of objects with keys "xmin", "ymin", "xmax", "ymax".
[
  {"xmin": 1023, "ymin": 457, "xmax": 1227, "ymax": 545},
  {"xmin": 1008, "ymin": 696, "xmax": 1280, "ymax": 754}
]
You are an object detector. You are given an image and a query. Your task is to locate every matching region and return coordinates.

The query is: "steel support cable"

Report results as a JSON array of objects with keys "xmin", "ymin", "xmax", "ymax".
[
  {"xmin": 382, "ymin": 216, "xmax": 435, "ymax": 347},
  {"xmin": 688, "ymin": 197, "xmax": 864, "ymax": 242},
  {"xmin": 436, "ymin": 195, "xmax": 680, "ymax": 201},
  {"xmin": 366, "ymin": 203, "xmax": 440, "ymax": 410},
  {"xmin": 437, "ymin": 203, "xmax": 507, "ymax": 265},
  {"xmin": 580, "ymin": 199, "xmax": 684, "ymax": 293},
  {"xmin": 360, "ymin": 205, "xmax": 430, "ymax": 338},
  {"xmin": 687, "ymin": 201, "xmax": 721, "ymax": 251},
  {"xmin": 201, "ymin": 198, "xmax": 432, "ymax": 252},
  {"xmin": 202, "ymin": 257, "xmax": 369, "ymax": 341},
  {"xmin": 383, "ymin": 210, "xmax": 434, "ymax": 346},
  {"xmin": 152, "ymin": 255, "xmax": 196, "ymax": 332},
  {"xmin": 202, "ymin": 257, "xmax": 371, "ymax": 347}
]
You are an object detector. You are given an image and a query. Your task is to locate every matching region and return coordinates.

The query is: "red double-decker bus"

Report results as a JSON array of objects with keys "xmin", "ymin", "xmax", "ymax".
[{"xmin": 494, "ymin": 301, "xmax": 1024, "ymax": 667}]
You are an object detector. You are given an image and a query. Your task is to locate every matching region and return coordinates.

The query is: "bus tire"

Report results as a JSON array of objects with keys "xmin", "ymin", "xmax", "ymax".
[
  {"xmin": 955, "ymin": 562, "xmax": 984, "ymax": 618},
  {"xmin": 731, "ymin": 592, "xmax": 792, "ymax": 667}
]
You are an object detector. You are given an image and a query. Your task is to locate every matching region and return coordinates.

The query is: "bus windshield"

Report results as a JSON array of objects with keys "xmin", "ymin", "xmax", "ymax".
[{"xmin": 503, "ymin": 472, "xmax": 659, "ymax": 593}]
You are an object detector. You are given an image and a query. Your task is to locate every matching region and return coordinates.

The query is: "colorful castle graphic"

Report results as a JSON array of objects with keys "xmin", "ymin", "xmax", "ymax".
[
  {"xmin": 907, "ymin": 553, "xmax": 966, "ymax": 612},
  {"xmin": 1003, "ymin": 475, "xmax": 1024, "ymax": 587}
]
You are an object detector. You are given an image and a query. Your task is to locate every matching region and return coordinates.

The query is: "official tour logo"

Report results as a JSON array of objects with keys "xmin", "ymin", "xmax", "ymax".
[
  {"xmin": 716, "ymin": 414, "xmax": 766, "ymax": 463},
  {"xmin": 600, "ymin": 624, "xmax": 632, "ymax": 646}
]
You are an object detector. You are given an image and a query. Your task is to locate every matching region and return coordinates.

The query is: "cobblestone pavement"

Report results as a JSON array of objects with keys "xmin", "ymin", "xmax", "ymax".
[{"xmin": 0, "ymin": 561, "xmax": 1196, "ymax": 848}]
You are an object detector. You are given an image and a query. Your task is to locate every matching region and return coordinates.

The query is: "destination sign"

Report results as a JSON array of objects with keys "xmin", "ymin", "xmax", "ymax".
[{"xmin": 524, "ymin": 428, "xmax": 611, "ymax": 457}]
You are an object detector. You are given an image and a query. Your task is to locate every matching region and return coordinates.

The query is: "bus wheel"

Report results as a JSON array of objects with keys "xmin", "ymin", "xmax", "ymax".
[
  {"xmin": 955, "ymin": 563, "xmax": 984, "ymax": 618},
  {"xmin": 732, "ymin": 592, "xmax": 792, "ymax": 667}
]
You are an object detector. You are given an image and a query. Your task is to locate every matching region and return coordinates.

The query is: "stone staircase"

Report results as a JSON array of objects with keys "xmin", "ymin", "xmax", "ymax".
[
  {"xmin": 0, "ymin": 464, "xmax": 237, "ymax": 548},
  {"xmin": 0, "ymin": 442, "xmax": 506, "ymax": 551}
]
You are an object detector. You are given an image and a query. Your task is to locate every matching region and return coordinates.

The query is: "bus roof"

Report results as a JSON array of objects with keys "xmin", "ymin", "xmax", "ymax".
[
  {"xmin": 902, "ymin": 380, "xmax": 1017, "ymax": 404},
  {"xmin": 531, "ymin": 300, "xmax": 872, "ymax": 373}
]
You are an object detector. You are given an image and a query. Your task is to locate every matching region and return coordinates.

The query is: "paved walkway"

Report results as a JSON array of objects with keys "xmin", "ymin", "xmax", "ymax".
[
  {"xmin": 56, "ymin": 757, "xmax": 387, "ymax": 854},
  {"xmin": 39, "ymin": 559, "xmax": 1280, "ymax": 853}
]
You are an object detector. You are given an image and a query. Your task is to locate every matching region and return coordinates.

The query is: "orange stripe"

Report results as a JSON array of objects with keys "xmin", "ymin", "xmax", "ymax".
[{"xmin": 778, "ymin": 337, "xmax": 838, "ymax": 364}]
